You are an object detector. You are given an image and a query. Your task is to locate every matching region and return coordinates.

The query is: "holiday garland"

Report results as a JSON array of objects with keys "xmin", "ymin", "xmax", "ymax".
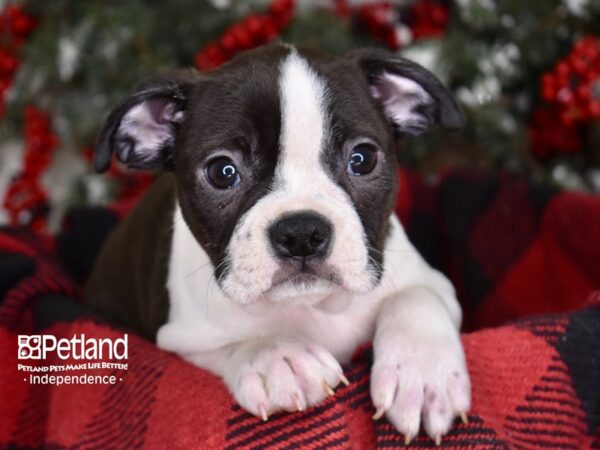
[
  {"xmin": 1, "ymin": 4, "xmax": 51, "ymax": 230},
  {"xmin": 195, "ymin": 0, "xmax": 295, "ymax": 71},
  {"xmin": 530, "ymin": 35, "xmax": 600, "ymax": 159},
  {"xmin": 357, "ymin": 0, "xmax": 449, "ymax": 49},
  {"xmin": 3, "ymin": 106, "xmax": 59, "ymax": 231},
  {"xmin": 0, "ymin": 4, "xmax": 36, "ymax": 117},
  {"xmin": 542, "ymin": 36, "xmax": 600, "ymax": 124}
]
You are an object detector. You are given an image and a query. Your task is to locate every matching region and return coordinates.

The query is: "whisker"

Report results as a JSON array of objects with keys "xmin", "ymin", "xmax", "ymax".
[
  {"xmin": 204, "ymin": 266, "xmax": 218, "ymax": 318},
  {"xmin": 366, "ymin": 246, "xmax": 385, "ymax": 258},
  {"xmin": 184, "ymin": 260, "xmax": 213, "ymax": 279},
  {"xmin": 366, "ymin": 247, "xmax": 396, "ymax": 292},
  {"xmin": 385, "ymin": 247, "xmax": 417, "ymax": 254},
  {"xmin": 166, "ymin": 214, "xmax": 186, "ymax": 232},
  {"xmin": 204, "ymin": 256, "xmax": 231, "ymax": 317}
]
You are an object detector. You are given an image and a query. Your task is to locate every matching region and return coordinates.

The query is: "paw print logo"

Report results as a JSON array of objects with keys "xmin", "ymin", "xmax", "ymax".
[{"xmin": 18, "ymin": 335, "xmax": 42, "ymax": 359}]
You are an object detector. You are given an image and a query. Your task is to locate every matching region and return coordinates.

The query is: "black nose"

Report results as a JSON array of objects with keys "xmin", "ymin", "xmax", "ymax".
[{"xmin": 268, "ymin": 212, "xmax": 332, "ymax": 260}]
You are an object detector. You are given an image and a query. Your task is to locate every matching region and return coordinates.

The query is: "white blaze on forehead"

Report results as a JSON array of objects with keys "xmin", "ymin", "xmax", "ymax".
[
  {"xmin": 277, "ymin": 51, "xmax": 329, "ymax": 190},
  {"xmin": 217, "ymin": 50, "xmax": 376, "ymax": 304}
]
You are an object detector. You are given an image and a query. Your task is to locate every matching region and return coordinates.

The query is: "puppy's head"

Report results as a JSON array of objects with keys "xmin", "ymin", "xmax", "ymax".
[{"xmin": 95, "ymin": 44, "xmax": 463, "ymax": 305}]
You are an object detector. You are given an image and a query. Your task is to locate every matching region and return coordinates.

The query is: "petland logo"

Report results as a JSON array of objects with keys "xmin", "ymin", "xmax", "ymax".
[
  {"xmin": 18, "ymin": 334, "xmax": 128, "ymax": 360},
  {"xmin": 17, "ymin": 334, "xmax": 129, "ymax": 385}
]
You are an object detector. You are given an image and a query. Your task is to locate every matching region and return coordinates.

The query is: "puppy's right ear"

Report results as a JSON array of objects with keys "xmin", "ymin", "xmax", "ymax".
[{"xmin": 94, "ymin": 71, "xmax": 198, "ymax": 173}]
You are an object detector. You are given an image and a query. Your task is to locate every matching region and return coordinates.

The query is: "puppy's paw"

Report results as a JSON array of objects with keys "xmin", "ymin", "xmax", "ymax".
[
  {"xmin": 370, "ymin": 334, "xmax": 470, "ymax": 444},
  {"xmin": 227, "ymin": 337, "xmax": 348, "ymax": 420}
]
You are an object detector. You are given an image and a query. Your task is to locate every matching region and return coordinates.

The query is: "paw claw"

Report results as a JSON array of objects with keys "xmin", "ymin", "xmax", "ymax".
[
  {"xmin": 372, "ymin": 407, "xmax": 385, "ymax": 420},
  {"xmin": 322, "ymin": 380, "xmax": 335, "ymax": 397},
  {"xmin": 339, "ymin": 373, "xmax": 350, "ymax": 386},
  {"xmin": 460, "ymin": 411, "xmax": 468, "ymax": 425},
  {"xmin": 258, "ymin": 403, "xmax": 269, "ymax": 422},
  {"xmin": 435, "ymin": 434, "xmax": 441, "ymax": 446},
  {"xmin": 404, "ymin": 435, "xmax": 412, "ymax": 446},
  {"xmin": 293, "ymin": 393, "xmax": 304, "ymax": 412}
]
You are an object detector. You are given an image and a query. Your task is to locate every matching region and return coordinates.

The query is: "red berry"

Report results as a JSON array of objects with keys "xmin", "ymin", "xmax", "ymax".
[
  {"xmin": 334, "ymin": 0, "xmax": 351, "ymax": 17},
  {"xmin": 231, "ymin": 25, "xmax": 253, "ymax": 50},
  {"xmin": 6, "ymin": 5, "xmax": 23, "ymax": 21},
  {"xmin": 432, "ymin": 5, "xmax": 449, "ymax": 25},
  {"xmin": 583, "ymin": 44, "xmax": 599, "ymax": 61},
  {"xmin": 569, "ymin": 55, "xmax": 587, "ymax": 76},
  {"xmin": 584, "ymin": 69, "xmax": 599, "ymax": 82},
  {"xmin": 556, "ymin": 61, "xmax": 570, "ymax": 78},
  {"xmin": 588, "ymin": 100, "xmax": 600, "ymax": 118},
  {"xmin": 219, "ymin": 30, "xmax": 237, "ymax": 54},
  {"xmin": 244, "ymin": 14, "xmax": 263, "ymax": 36},
  {"xmin": 0, "ymin": 50, "xmax": 19, "ymax": 75},
  {"xmin": 541, "ymin": 73, "xmax": 556, "ymax": 98},
  {"xmin": 260, "ymin": 18, "xmax": 279, "ymax": 42},
  {"xmin": 385, "ymin": 28, "xmax": 399, "ymax": 50},
  {"xmin": 0, "ymin": 76, "xmax": 11, "ymax": 91},
  {"xmin": 269, "ymin": 0, "xmax": 294, "ymax": 17},
  {"xmin": 11, "ymin": 14, "xmax": 36, "ymax": 38},
  {"xmin": 556, "ymin": 87, "xmax": 574, "ymax": 105},
  {"xmin": 195, "ymin": 43, "xmax": 228, "ymax": 71},
  {"xmin": 575, "ymin": 84, "xmax": 590, "ymax": 101}
]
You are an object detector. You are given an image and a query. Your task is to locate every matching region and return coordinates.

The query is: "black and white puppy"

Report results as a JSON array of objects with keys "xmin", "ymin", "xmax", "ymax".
[{"xmin": 86, "ymin": 43, "xmax": 470, "ymax": 444}]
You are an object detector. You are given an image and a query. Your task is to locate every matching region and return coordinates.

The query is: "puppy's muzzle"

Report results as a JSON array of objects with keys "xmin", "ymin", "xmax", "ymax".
[{"xmin": 268, "ymin": 211, "xmax": 332, "ymax": 262}]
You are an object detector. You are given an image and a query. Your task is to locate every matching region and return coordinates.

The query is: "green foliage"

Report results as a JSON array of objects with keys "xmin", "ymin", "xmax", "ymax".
[{"xmin": 283, "ymin": 9, "xmax": 375, "ymax": 55}]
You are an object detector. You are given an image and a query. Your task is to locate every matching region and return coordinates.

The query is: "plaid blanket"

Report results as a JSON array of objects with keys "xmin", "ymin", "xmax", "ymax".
[{"xmin": 1, "ymin": 169, "xmax": 599, "ymax": 449}]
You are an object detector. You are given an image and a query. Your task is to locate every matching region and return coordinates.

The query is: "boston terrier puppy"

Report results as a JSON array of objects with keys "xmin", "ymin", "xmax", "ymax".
[{"xmin": 86, "ymin": 43, "xmax": 470, "ymax": 444}]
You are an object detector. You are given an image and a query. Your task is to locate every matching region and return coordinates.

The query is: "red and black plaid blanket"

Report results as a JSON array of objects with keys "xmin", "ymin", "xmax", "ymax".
[{"xmin": 1, "ymin": 169, "xmax": 599, "ymax": 449}]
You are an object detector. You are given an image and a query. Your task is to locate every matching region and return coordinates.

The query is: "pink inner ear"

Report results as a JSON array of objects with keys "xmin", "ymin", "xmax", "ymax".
[
  {"xmin": 148, "ymin": 98, "xmax": 185, "ymax": 125},
  {"xmin": 370, "ymin": 72, "xmax": 432, "ymax": 128},
  {"xmin": 117, "ymin": 98, "xmax": 185, "ymax": 162}
]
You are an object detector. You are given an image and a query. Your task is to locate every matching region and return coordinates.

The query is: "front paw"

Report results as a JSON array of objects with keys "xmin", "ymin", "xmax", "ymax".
[
  {"xmin": 370, "ymin": 334, "xmax": 471, "ymax": 444},
  {"xmin": 227, "ymin": 337, "xmax": 348, "ymax": 420}
]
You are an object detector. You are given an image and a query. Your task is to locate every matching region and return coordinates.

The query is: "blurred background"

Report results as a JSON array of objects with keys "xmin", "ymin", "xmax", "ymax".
[{"xmin": 0, "ymin": 0, "xmax": 599, "ymax": 232}]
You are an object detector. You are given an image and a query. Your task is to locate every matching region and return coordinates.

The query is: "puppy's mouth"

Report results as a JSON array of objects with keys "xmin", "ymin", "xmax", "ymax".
[
  {"xmin": 271, "ymin": 264, "xmax": 340, "ymax": 288},
  {"xmin": 266, "ymin": 262, "xmax": 342, "ymax": 302}
]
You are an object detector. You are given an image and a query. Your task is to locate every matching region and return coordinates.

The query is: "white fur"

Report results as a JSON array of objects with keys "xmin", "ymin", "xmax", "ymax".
[{"xmin": 157, "ymin": 51, "xmax": 469, "ymax": 441}]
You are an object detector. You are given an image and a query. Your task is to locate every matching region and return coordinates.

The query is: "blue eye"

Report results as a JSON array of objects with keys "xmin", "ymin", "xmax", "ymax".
[
  {"xmin": 347, "ymin": 144, "xmax": 378, "ymax": 175},
  {"xmin": 206, "ymin": 157, "xmax": 241, "ymax": 189}
]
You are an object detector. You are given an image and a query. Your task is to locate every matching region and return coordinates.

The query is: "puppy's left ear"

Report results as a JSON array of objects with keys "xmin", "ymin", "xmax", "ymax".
[{"xmin": 350, "ymin": 48, "xmax": 464, "ymax": 136}]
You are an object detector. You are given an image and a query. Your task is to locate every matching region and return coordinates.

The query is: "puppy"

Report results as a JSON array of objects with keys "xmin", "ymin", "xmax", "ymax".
[{"xmin": 86, "ymin": 43, "xmax": 470, "ymax": 444}]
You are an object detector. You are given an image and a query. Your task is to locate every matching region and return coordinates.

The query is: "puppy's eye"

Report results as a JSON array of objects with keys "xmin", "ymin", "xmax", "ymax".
[
  {"xmin": 206, "ymin": 157, "xmax": 240, "ymax": 189},
  {"xmin": 347, "ymin": 144, "xmax": 378, "ymax": 176}
]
